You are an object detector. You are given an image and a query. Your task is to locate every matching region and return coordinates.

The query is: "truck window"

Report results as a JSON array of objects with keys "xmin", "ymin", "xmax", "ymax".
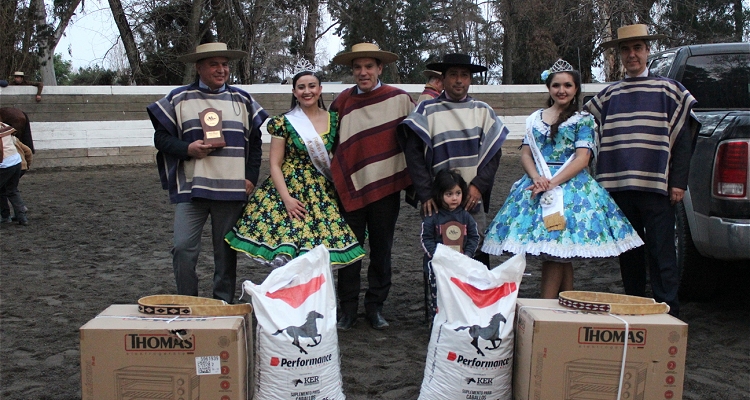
[
  {"xmin": 649, "ymin": 53, "xmax": 676, "ymax": 77},
  {"xmin": 681, "ymin": 53, "xmax": 750, "ymax": 109}
]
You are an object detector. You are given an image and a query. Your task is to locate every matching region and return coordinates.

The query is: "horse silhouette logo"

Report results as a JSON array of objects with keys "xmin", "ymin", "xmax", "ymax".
[
  {"xmin": 454, "ymin": 313, "xmax": 507, "ymax": 356},
  {"xmin": 273, "ymin": 311, "xmax": 324, "ymax": 354},
  {"xmin": 465, "ymin": 377, "xmax": 477, "ymax": 385},
  {"xmin": 292, "ymin": 378, "xmax": 304, "ymax": 387}
]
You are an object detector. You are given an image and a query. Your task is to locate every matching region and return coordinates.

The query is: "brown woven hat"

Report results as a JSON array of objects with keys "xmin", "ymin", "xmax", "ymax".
[
  {"xmin": 600, "ymin": 24, "xmax": 667, "ymax": 48},
  {"xmin": 331, "ymin": 43, "xmax": 399, "ymax": 66},
  {"xmin": 0, "ymin": 122, "xmax": 17, "ymax": 138},
  {"xmin": 177, "ymin": 42, "xmax": 247, "ymax": 63},
  {"xmin": 13, "ymin": 71, "xmax": 24, "ymax": 77},
  {"xmin": 422, "ymin": 69, "xmax": 442, "ymax": 79}
]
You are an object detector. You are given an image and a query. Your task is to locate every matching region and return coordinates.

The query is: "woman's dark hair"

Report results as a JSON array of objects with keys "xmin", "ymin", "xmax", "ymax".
[
  {"xmin": 290, "ymin": 71, "xmax": 326, "ymax": 110},
  {"xmin": 544, "ymin": 70, "xmax": 581, "ymax": 140},
  {"xmin": 432, "ymin": 169, "xmax": 468, "ymax": 209}
]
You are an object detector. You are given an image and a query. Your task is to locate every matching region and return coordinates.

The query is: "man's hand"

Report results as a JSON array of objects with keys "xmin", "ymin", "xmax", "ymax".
[
  {"xmin": 187, "ymin": 140, "xmax": 213, "ymax": 159},
  {"xmin": 670, "ymin": 187, "xmax": 685, "ymax": 205},
  {"xmin": 422, "ymin": 199, "xmax": 438, "ymax": 216},
  {"xmin": 35, "ymin": 95, "xmax": 41, "ymax": 102},
  {"xmin": 245, "ymin": 179, "xmax": 255, "ymax": 195},
  {"xmin": 463, "ymin": 184, "xmax": 482, "ymax": 211}
]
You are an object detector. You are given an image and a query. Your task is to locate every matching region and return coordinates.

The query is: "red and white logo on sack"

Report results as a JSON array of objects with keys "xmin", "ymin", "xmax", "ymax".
[
  {"xmin": 266, "ymin": 274, "xmax": 325, "ymax": 308},
  {"xmin": 450, "ymin": 278, "xmax": 517, "ymax": 308}
]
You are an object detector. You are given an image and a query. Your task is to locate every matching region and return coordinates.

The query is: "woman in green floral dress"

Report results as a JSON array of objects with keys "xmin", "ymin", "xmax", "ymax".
[{"xmin": 225, "ymin": 70, "xmax": 364, "ymax": 268}]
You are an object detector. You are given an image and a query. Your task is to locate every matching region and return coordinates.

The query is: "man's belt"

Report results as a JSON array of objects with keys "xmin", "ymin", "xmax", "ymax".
[
  {"xmin": 138, "ymin": 295, "xmax": 252, "ymax": 316},
  {"xmin": 559, "ymin": 291, "xmax": 670, "ymax": 315}
]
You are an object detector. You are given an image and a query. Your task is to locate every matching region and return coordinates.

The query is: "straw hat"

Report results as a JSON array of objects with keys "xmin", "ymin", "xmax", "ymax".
[
  {"xmin": 600, "ymin": 24, "xmax": 667, "ymax": 48},
  {"xmin": 13, "ymin": 71, "xmax": 24, "ymax": 77},
  {"xmin": 331, "ymin": 43, "xmax": 399, "ymax": 66},
  {"xmin": 426, "ymin": 53, "xmax": 487, "ymax": 74},
  {"xmin": 177, "ymin": 42, "xmax": 247, "ymax": 63},
  {"xmin": 422, "ymin": 69, "xmax": 442, "ymax": 79}
]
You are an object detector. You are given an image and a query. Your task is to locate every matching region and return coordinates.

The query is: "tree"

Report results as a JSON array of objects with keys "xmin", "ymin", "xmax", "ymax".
[
  {"xmin": 30, "ymin": 0, "xmax": 83, "ymax": 85},
  {"xmin": 54, "ymin": 53, "xmax": 72, "ymax": 84},
  {"xmin": 657, "ymin": 0, "xmax": 748, "ymax": 45}
]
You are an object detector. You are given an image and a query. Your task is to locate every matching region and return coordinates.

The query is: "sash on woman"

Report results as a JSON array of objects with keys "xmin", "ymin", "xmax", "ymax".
[{"xmin": 285, "ymin": 106, "xmax": 333, "ymax": 181}]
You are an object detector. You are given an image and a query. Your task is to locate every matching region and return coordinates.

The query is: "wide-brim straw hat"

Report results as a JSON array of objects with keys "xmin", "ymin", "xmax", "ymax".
[
  {"xmin": 426, "ymin": 53, "xmax": 487, "ymax": 74},
  {"xmin": 13, "ymin": 71, "xmax": 24, "ymax": 77},
  {"xmin": 332, "ymin": 43, "xmax": 399, "ymax": 66},
  {"xmin": 600, "ymin": 24, "xmax": 667, "ymax": 48},
  {"xmin": 422, "ymin": 69, "xmax": 442, "ymax": 79},
  {"xmin": 177, "ymin": 42, "xmax": 247, "ymax": 63}
]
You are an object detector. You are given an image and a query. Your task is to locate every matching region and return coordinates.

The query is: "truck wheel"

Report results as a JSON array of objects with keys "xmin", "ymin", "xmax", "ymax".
[{"xmin": 675, "ymin": 202, "xmax": 718, "ymax": 301}]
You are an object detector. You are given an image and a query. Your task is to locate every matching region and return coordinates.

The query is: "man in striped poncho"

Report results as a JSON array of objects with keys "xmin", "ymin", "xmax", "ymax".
[
  {"xmin": 584, "ymin": 24, "xmax": 700, "ymax": 317},
  {"xmin": 147, "ymin": 43, "xmax": 268, "ymax": 303},
  {"xmin": 398, "ymin": 53, "xmax": 509, "ymax": 268},
  {"xmin": 329, "ymin": 43, "xmax": 416, "ymax": 331}
]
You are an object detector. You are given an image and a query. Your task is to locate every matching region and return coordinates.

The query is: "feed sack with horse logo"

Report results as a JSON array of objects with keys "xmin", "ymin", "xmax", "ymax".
[
  {"xmin": 419, "ymin": 244, "xmax": 525, "ymax": 400},
  {"xmin": 243, "ymin": 245, "xmax": 344, "ymax": 400}
]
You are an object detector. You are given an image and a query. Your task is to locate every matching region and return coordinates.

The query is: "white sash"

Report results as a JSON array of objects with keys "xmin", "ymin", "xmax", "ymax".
[
  {"xmin": 285, "ymin": 106, "xmax": 333, "ymax": 181},
  {"xmin": 525, "ymin": 115, "xmax": 576, "ymax": 231}
]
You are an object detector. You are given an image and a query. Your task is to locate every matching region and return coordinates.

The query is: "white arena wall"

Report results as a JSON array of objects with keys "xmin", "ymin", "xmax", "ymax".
[{"xmin": 0, "ymin": 83, "xmax": 607, "ymax": 168}]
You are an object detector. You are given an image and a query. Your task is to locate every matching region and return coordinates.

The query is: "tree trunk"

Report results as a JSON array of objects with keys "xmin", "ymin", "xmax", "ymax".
[
  {"xmin": 32, "ymin": 0, "xmax": 82, "ymax": 86},
  {"xmin": 302, "ymin": 0, "xmax": 320, "ymax": 63},
  {"xmin": 108, "ymin": 0, "xmax": 147, "ymax": 85},
  {"xmin": 500, "ymin": 0, "xmax": 516, "ymax": 84},
  {"xmin": 733, "ymin": 0, "xmax": 744, "ymax": 41},
  {"xmin": 0, "ymin": 0, "xmax": 17, "ymax": 77},
  {"xmin": 183, "ymin": 0, "xmax": 206, "ymax": 84}
]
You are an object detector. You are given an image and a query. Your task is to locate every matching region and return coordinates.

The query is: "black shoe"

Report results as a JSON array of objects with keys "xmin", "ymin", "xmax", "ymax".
[
  {"xmin": 16, "ymin": 213, "xmax": 28, "ymax": 226},
  {"xmin": 367, "ymin": 312, "xmax": 389, "ymax": 330},
  {"xmin": 336, "ymin": 314, "xmax": 357, "ymax": 331},
  {"xmin": 0, "ymin": 216, "xmax": 11, "ymax": 223}
]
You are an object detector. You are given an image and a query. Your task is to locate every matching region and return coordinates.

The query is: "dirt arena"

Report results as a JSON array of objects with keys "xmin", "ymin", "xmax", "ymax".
[{"xmin": 1, "ymin": 143, "xmax": 748, "ymax": 399}]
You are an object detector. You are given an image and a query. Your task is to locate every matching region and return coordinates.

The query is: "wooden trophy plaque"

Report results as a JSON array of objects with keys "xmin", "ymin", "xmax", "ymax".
[
  {"xmin": 441, "ymin": 221, "xmax": 465, "ymax": 253},
  {"xmin": 199, "ymin": 108, "xmax": 226, "ymax": 148}
]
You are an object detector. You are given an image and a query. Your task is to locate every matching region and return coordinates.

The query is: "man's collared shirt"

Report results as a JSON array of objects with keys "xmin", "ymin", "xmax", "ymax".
[{"xmin": 198, "ymin": 80, "xmax": 227, "ymax": 92}]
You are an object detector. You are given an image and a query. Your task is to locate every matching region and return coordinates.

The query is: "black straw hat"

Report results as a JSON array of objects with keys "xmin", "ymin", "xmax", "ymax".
[{"xmin": 426, "ymin": 54, "xmax": 487, "ymax": 74}]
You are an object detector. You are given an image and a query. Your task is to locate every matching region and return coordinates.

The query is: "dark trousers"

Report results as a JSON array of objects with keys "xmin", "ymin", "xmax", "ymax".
[
  {"xmin": 0, "ymin": 169, "xmax": 24, "ymax": 218},
  {"xmin": 610, "ymin": 191, "xmax": 680, "ymax": 316},
  {"xmin": 337, "ymin": 192, "xmax": 401, "ymax": 318},
  {"xmin": 0, "ymin": 164, "xmax": 25, "ymax": 217}
]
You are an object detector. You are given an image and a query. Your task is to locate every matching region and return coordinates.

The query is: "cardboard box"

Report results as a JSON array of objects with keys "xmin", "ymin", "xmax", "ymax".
[
  {"xmin": 513, "ymin": 299, "xmax": 687, "ymax": 400},
  {"xmin": 80, "ymin": 305, "xmax": 252, "ymax": 400}
]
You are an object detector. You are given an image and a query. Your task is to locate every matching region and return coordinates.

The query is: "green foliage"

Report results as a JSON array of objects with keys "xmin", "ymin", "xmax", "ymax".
[
  {"xmin": 54, "ymin": 53, "xmax": 72, "ymax": 85},
  {"xmin": 70, "ymin": 65, "xmax": 120, "ymax": 85}
]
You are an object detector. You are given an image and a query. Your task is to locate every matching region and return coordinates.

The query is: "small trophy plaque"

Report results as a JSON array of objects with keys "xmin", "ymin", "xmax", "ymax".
[
  {"xmin": 441, "ymin": 221, "xmax": 465, "ymax": 253},
  {"xmin": 199, "ymin": 108, "xmax": 226, "ymax": 148}
]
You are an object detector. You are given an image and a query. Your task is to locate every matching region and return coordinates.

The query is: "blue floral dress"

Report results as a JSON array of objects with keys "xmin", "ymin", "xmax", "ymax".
[
  {"xmin": 483, "ymin": 110, "xmax": 643, "ymax": 258},
  {"xmin": 225, "ymin": 112, "xmax": 365, "ymax": 267}
]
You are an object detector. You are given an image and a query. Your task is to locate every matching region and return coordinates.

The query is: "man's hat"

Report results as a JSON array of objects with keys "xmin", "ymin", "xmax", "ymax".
[
  {"xmin": 422, "ymin": 69, "xmax": 442, "ymax": 79},
  {"xmin": 426, "ymin": 54, "xmax": 487, "ymax": 74},
  {"xmin": 331, "ymin": 43, "xmax": 398, "ymax": 66},
  {"xmin": 0, "ymin": 122, "xmax": 16, "ymax": 137},
  {"xmin": 13, "ymin": 71, "xmax": 24, "ymax": 77},
  {"xmin": 177, "ymin": 42, "xmax": 247, "ymax": 63},
  {"xmin": 600, "ymin": 24, "xmax": 667, "ymax": 49}
]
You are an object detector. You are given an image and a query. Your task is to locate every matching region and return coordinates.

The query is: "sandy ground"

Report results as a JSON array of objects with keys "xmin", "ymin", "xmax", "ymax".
[{"xmin": 1, "ymin": 144, "xmax": 748, "ymax": 399}]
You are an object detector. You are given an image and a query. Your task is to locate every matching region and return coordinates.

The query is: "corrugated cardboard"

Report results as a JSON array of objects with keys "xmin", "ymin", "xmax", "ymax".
[
  {"xmin": 514, "ymin": 298, "xmax": 687, "ymax": 400},
  {"xmin": 80, "ymin": 305, "xmax": 252, "ymax": 400}
]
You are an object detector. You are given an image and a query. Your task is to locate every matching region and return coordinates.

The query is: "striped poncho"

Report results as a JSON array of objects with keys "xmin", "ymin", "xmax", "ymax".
[
  {"xmin": 147, "ymin": 82, "xmax": 268, "ymax": 203},
  {"xmin": 330, "ymin": 84, "xmax": 415, "ymax": 212},
  {"xmin": 585, "ymin": 77, "xmax": 698, "ymax": 195},
  {"xmin": 398, "ymin": 94, "xmax": 509, "ymax": 209}
]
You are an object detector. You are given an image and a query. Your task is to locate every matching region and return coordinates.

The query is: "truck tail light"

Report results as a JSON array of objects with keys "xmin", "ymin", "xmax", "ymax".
[{"xmin": 713, "ymin": 141, "xmax": 748, "ymax": 198}]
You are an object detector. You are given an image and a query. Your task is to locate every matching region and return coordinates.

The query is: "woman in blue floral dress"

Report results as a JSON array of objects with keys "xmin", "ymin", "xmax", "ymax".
[
  {"xmin": 225, "ymin": 70, "xmax": 365, "ymax": 268},
  {"xmin": 482, "ymin": 60, "xmax": 643, "ymax": 298}
]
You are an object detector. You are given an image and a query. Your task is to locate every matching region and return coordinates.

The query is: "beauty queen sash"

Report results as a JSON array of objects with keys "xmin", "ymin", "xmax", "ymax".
[
  {"xmin": 285, "ymin": 106, "xmax": 333, "ymax": 181},
  {"xmin": 525, "ymin": 118, "xmax": 575, "ymax": 232}
]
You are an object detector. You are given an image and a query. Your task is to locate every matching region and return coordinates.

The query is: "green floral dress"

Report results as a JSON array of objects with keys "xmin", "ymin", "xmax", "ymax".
[{"xmin": 225, "ymin": 112, "xmax": 365, "ymax": 267}]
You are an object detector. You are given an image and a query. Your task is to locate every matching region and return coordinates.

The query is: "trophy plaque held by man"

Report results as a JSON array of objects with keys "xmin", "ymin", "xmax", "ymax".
[{"xmin": 199, "ymin": 108, "xmax": 225, "ymax": 148}]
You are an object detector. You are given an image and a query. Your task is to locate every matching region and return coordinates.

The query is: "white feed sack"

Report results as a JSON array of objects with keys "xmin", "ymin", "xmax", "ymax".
[
  {"xmin": 243, "ymin": 245, "xmax": 345, "ymax": 400},
  {"xmin": 419, "ymin": 244, "xmax": 526, "ymax": 400}
]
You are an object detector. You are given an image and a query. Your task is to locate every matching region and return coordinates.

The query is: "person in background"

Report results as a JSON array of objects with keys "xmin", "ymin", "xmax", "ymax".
[
  {"xmin": 416, "ymin": 69, "xmax": 443, "ymax": 103},
  {"xmin": 225, "ymin": 63, "xmax": 365, "ymax": 268},
  {"xmin": 147, "ymin": 42, "xmax": 268, "ymax": 303},
  {"xmin": 584, "ymin": 24, "xmax": 699, "ymax": 317},
  {"xmin": 399, "ymin": 53, "xmax": 508, "ymax": 268},
  {"xmin": 0, "ymin": 131, "xmax": 32, "ymax": 223},
  {"xmin": 329, "ymin": 43, "xmax": 415, "ymax": 331},
  {"xmin": 420, "ymin": 169, "xmax": 479, "ymax": 320},
  {"xmin": 0, "ymin": 123, "xmax": 28, "ymax": 226},
  {"xmin": 10, "ymin": 72, "xmax": 43, "ymax": 102},
  {"xmin": 483, "ymin": 60, "xmax": 643, "ymax": 299}
]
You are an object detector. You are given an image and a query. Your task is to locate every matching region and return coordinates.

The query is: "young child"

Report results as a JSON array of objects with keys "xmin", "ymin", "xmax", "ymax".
[{"xmin": 420, "ymin": 169, "xmax": 480, "ymax": 321}]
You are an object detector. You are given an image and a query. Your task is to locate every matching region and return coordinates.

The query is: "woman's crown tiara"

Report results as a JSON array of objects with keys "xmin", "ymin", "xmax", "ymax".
[
  {"xmin": 293, "ymin": 58, "xmax": 316, "ymax": 76},
  {"xmin": 541, "ymin": 59, "xmax": 574, "ymax": 81}
]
